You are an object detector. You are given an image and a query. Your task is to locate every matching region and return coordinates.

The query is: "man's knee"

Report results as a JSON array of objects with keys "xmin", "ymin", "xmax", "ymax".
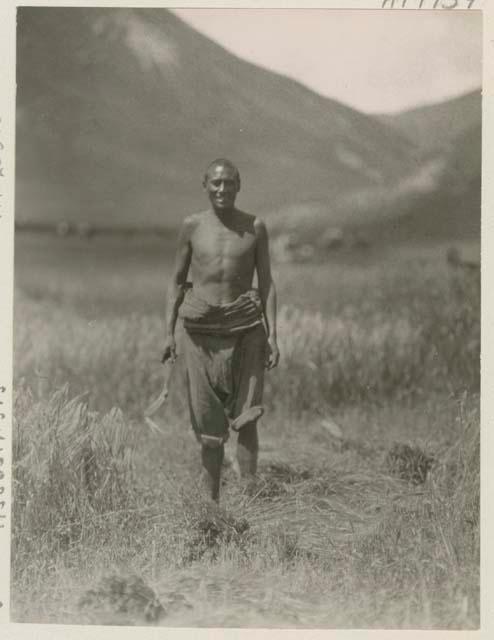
[{"xmin": 199, "ymin": 432, "xmax": 229, "ymax": 448}]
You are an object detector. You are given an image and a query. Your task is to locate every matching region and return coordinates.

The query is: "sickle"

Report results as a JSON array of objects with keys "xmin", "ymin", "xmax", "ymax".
[{"xmin": 144, "ymin": 358, "xmax": 174, "ymax": 418}]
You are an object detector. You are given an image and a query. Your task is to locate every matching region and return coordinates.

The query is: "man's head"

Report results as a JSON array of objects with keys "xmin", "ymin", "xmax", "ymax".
[{"xmin": 203, "ymin": 159, "xmax": 241, "ymax": 213}]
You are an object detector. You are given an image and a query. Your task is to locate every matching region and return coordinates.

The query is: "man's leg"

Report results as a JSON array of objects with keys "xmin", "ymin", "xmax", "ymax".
[
  {"xmin": 201, "ymin": 443, "xmax": 224, "ymax": 502},
  {"xmin": 231, "ymin": 326, "xmax": 266, "ymax": 478},
  {"xmin": 183, "ymin": 330, "xmax": 230, "ymax": 502},
  {"xmin": 236, "ymin": 421, "xmax": 259, "ymax": 477}
]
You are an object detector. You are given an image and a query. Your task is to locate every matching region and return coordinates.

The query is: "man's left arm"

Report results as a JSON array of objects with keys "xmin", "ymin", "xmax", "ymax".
[{"xmin": 255, "ymin": 218, "xmax": 279, "ymax": 369}]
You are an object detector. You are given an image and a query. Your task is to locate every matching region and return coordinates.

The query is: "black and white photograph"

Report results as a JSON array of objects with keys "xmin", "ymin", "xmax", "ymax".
[{"xmin": 1, "ymin": 0, "xmax": 485, "ymax": 631}]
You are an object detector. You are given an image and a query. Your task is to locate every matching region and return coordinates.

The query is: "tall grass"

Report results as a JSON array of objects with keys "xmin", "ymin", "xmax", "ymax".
[
  {"xmin": 12, "ymin": 384, "xmax": 139, "ymax": 565},
  {"xmin": 272, "ymin": 266, "xmax": 479, "ymax": 411},
  {"xmin": 15, "ymin": 262, "xmax": 479, "ymax": 414},
  {"xmin": 11, "ymin": 238, "xmax": 480, "ymax": 627}
]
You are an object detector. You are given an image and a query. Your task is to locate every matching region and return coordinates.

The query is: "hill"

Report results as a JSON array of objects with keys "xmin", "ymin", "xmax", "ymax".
[
  {"xmin": 16, "ymin": 7, "xmax": 414, "ymax": 229},
  {"xmin": 365, "ymin": 91, "xmax": 481, "ymax": 243},
  {"xmin": 377, "ymin": 90, "xmax": 481, "ymax": 154},
  {"xmin": 16, "ymin": 8, "xmax": 480, "ymax": 245}
]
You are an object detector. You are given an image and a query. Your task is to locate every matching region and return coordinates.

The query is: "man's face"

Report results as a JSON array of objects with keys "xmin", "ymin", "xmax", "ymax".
[{"xmin": 203, "ymin": 164, "xmax": 240, "ymax": 212}]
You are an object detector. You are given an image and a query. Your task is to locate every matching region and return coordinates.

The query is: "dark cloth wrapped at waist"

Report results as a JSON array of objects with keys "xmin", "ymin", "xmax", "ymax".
[{"xmin": 179, "ymin": 288, "xmax": 264, "ymax": 335}]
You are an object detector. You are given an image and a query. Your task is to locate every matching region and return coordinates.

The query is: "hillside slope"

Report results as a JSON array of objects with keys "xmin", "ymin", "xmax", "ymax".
[
  {"xmin": 367, "ymin": 92, "xmax": 481, "ymax": 243},
  {"xmin": 16, "ymin": 7, "xmax": 414, "ymax": 228},
  {"xmin": 377, "ymin": 90, "xmax": 481, "ymax": 154}
]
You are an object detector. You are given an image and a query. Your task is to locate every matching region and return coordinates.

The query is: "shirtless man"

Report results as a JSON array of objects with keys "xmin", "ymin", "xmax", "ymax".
[{"xmin": 162, "ymin": 159, "xmax": 279, "ymax": 501}]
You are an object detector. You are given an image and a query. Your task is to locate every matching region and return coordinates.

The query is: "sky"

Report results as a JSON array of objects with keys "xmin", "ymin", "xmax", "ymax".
[{"xmin": 173, "ymin": 9, "xmax": 482, "ymax": 114}]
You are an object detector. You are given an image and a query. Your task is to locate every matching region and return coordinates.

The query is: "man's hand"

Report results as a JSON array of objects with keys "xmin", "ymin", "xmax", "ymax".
[
  {"xmin": 266, "ymin": 336, "xmax": 280, "ymax": 370},
  {"xmin": 162, "ymin": 335, "xmax": 177, "ymax": 364}
]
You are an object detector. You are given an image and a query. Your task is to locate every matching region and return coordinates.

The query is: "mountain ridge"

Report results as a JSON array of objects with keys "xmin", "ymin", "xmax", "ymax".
[
  {"xmin": 16, "ymin": 7, "xmax": 480, "ymax": 243},
  {"xmin": 376, "ymin": 89, "xmax": 481, "ymax": 153},
  {"xmin": 16, "ymin": 7, "xmax": 415, "ymax": 228}
]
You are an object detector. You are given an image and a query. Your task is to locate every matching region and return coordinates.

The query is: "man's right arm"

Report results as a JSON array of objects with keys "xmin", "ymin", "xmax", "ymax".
[{"xmin": 162, "ymin": 217, "xmax": 194, "ymax": 362}]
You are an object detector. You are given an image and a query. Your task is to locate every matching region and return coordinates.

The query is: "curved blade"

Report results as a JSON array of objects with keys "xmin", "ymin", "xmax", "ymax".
[{"xmin": 144, "ymin": 359, "xmax": 173, "ymax": 417}]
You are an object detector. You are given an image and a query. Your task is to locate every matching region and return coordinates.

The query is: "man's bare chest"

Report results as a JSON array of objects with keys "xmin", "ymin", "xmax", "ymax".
[{"xmin": 192, "ymin": 224, "xmax": 256, "ymax": 262}]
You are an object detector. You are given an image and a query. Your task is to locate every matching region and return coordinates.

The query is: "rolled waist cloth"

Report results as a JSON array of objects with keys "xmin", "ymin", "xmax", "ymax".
[{"xmin": 179, "ymin": 287, "xmax": 264, "ymax": 335}]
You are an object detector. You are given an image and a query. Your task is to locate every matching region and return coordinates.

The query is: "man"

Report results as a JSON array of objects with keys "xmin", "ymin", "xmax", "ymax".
[{"xmin": 162, "ymin": 159, "xmax": 279, "ymax": 501}]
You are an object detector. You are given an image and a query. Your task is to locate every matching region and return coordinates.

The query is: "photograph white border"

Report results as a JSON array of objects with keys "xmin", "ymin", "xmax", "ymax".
[{"xmin": 0, "ymin": 1, "xmax": 490, "ymax": 638}]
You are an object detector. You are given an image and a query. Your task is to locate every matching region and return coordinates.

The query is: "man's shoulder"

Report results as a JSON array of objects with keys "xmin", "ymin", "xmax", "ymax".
[
  {"xmin": 235, "ymin": 209, "xmax": 266, "ymax": 231},
  {"xmin": 183, "ymin": 211, "xmax": 207, "ymax": 225},
  {"xmin": 181, "ymin": 211, "xmax": 208, "ymax": 233},
  {"xmin": 252, "ymin": 215, "xmax": 268, "ymax": 236}
]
